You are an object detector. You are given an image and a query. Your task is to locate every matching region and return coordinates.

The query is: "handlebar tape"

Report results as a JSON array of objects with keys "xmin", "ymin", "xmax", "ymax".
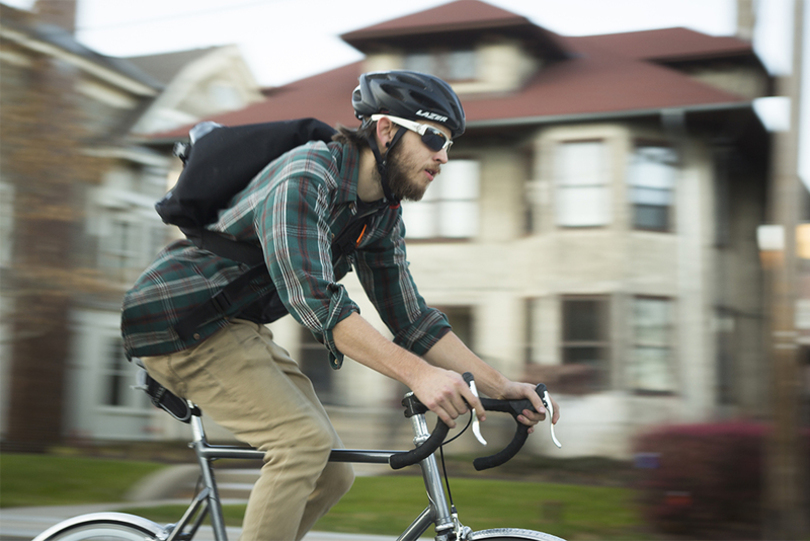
[
  {"xmin": 473, "ymin": 423, "xmax": 530, "ymax": 471},
  {"xmin": 388, "ymin": 383, "xmax": 547, "ymax": 471},
  {"xmin": 388, "ymin": 418, "xmax": 450, "ymax": 470},
  {"xmin": 472, "ymin": 384, "xmax": 546, "ymax": 471}
]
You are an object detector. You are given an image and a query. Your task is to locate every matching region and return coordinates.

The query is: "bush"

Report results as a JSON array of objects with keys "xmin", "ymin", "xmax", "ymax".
[{"xmin": 633, "ymin": 421, "xmax": 809, "ymax": 540}]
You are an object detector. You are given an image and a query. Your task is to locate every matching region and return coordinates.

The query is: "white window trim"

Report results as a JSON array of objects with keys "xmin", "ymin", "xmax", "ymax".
[
  {"xmin": 554, "ymin": 140, "xmax": 612, "ymax": 228},
  {"xmin": 403, "ymin": 159, "xmax": 480, "ymax": 240}
]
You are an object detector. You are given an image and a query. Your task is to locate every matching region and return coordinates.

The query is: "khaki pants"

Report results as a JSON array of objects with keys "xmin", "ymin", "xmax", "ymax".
[{"xmin": 142, "ymin": 319, "xmax": 354, "ymax": 541}]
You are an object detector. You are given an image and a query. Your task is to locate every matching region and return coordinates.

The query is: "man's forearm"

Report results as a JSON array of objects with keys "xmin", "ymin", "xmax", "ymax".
[
  {"xmin": 423, "ymin": 331, "xmax": 509, "ymax": 399},
  {"xmin": 331, "ymin": 312, "xmax": 430, "ymax": 386}
]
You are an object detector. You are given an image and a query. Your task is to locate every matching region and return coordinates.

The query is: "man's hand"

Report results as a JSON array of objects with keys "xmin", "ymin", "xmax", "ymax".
[
  {"xmin": 408, "ymin": 366, "xmax": 485, "ymax": 428},
  {"xmin": 499, "ymin": 381, "xmax": 561, "ymax": 434}
]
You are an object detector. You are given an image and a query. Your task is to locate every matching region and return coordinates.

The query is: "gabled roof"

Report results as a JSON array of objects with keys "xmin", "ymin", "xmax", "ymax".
[
  {"xmin": 345, "ymin": 0, "xmax": 525, "ymax": 35},
  {"xmin": 125, "ymin": 47, "xmax": 221, "ymax": 85},
  {"xmin": 462, "ymin": 37, "xmax": 747, "ymax": 127},
  {"xmin": 569, "ymin": 27, "xmax": 756, "ymax": 63},
  {"xmin": 146, "ymin": 0, "xmax": 761, "ymax": 142},
  {"xmin": 0, "ymin": 3, "xmax": 161, "ymax": 93},
  {"xmin": 341, "ymin": 0, "xmax": 570, "ymax": 61},
  {"xmin": 146, "ymin": 61, "xmax": 364, "ymax": 141}
]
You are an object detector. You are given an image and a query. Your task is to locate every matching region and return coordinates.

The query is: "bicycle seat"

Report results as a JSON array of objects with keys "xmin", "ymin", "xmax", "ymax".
[{"xmin": 133, "ymin": 360, "xmax": 199, "ymax": 423}]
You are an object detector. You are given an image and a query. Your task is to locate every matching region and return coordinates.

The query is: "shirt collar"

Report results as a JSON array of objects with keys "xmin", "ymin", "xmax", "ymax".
[{"xmin": 329, "ymin": 142, "xmax": 359, "ymax": 205}]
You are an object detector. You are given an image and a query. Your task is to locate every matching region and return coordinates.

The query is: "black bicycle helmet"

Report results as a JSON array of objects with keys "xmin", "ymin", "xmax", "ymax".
[{"xmin": 353, "ymin": 70, "xmax": 466, "ymax": 138}]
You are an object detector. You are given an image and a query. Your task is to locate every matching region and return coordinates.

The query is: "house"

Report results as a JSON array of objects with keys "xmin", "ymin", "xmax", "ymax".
[
  {"xmin": 0, "ymin": 2, "xmax": 272, "ymax": 447},
  {"xmin": 141, "ymin": 0, "xmax": 774, "ymax": 458},
  {"xmin": 0, "ymin": 1, "xmax": 164, "ymax": 448},
  {"xmin": 3, "ymin": 0, "xmax": 775, "ymax": 458},
  {"xmin": 125, "ymin": 46, "xmax": 265, "ymax": 135}
]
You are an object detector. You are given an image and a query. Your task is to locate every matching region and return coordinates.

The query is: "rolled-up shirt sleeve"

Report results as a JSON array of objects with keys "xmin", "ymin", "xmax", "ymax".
[
  {"xmin": 255, "ymin": 165, "xmax": 358, "ymax": 367},
  {"xmin": 354, "ymin": 213, "xmax": 451, "ymax": 355}
]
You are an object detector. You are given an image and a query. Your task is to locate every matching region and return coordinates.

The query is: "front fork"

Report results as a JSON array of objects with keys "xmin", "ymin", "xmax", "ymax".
[{"xmin": 407, "ymin": 396, "xmax": 471, "ymax": 541}]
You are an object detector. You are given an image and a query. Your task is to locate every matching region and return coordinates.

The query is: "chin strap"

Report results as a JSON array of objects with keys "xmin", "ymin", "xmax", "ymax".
[{"xmin": 366, "ymin": 126, "xmax": 407, "ymax": 207}]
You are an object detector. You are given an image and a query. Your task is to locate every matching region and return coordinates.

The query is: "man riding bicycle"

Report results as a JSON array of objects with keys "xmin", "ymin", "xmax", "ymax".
[{"xmin": 121, "ymin": 70, "xmax": 560, "ymax": 541}]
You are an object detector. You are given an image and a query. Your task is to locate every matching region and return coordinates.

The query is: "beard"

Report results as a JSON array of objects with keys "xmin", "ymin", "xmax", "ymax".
[{"xmin": 383, "ymin": 142, "xmax": 430, "ymax": 202}]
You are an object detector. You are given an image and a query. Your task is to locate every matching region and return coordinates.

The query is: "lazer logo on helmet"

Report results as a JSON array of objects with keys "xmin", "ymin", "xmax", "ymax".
[{"xmin": 415, "ymin": 110, "xmax": 449, "ymax": 123}]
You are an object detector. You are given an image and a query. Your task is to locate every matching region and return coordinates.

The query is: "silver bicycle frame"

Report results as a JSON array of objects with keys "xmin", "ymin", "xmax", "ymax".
[{"xmin": 182, "ymin": 400, "xmax": 457, "ymax": 541}]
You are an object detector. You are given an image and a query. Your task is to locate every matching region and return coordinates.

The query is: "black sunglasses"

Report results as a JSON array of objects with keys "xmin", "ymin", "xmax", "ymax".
[{"xmin": 371, "ymin": 114, "xmax": 453, "ymax": 152}]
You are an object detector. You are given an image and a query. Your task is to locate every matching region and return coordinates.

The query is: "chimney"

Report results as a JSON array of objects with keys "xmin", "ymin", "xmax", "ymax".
[
  {"xmin": 34, "ymin": 0, "xmax": 77, "ymax": 34},
  {"xmin": 736, "ymin": 0, "xmax": 756, "ymax": 41}
]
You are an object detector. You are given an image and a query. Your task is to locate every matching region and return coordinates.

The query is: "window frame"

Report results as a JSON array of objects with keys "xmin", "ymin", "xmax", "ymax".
[
  {"xmin": 403, "ymin": 48, "xmax": 478, "ymax": 82},
  {"xmin": 627, "ymin": 142, "xmax": 678, "ymax": 233},
  {"xmin": 97, "ymin": 208, "xmax": 168, "ymax": 283},
  {"xmin": 402, "ymin": 158, "xmax": 480, "ymax": 241},
  {"xmin": 554, "ymin": 139, "xmax": 612, "ymax": 228},
  {"xmin": 559, "ymin": 295, "xmax": 610, "ymax": 391},
  {"xmin": 297, "ymin": 327, "xmax": 336, "ymax": 405},
  {"xmin": 97, "ymin": 336, "xmax": 151, "ymax": 413},
  {"xmin": 628, "ymin": 295, "xmax": 676, "ymax": 394}
]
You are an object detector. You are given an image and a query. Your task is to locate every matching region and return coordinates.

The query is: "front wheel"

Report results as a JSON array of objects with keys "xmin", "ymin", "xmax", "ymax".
[
  {"xmin": 469, "ymin": 528, "xmax": 567, "ymax": 541},
  {"xmin": 32, "ymin": 512, "xmax": 165, "ymax": 541}
]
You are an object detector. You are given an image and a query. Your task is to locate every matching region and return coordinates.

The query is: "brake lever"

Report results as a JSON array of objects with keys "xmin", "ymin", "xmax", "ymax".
[
  {"xmin": 536, "ymin": 384, "xmax": 562, "ymax": 448},
  {"xmin": 462, "ymin": 372, "xmax": 487, "ymax": 446}
]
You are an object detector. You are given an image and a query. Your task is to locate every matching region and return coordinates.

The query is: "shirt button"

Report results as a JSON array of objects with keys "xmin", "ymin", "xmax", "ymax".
[{"xmin": 193, "ymin": 333, "xmax": 201, "ymax": 340}]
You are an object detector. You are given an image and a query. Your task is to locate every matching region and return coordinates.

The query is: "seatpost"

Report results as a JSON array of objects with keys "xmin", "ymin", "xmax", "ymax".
[
  {"xmin": 187, "ymin": 402, "xmax": 229, "ymax": 541},
  {"xmin": 403, "ymin": 393, "xmax": 455, "ymax": 540}
]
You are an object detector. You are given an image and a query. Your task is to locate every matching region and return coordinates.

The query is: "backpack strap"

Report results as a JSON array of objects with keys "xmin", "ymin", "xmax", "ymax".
[
  {"xmin": 172, "ymin": 206, "xmax": 383, "ymax": 340},
  {"xmin": 181, "ymin": 227, "xmax": 264, "ymax": 266},
  {"xmin": 173, "ymin": 264, "xmax": 268, "ymax": 341}
]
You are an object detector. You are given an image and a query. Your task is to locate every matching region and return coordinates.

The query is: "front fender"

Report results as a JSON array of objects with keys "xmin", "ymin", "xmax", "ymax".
[
  {"xmin": 32, "ymin": 512, "xmax": 166, "ymax": 541},
  {"xmin": 469, "ymin": 528, "xmax": 567, "ymax": 541}
]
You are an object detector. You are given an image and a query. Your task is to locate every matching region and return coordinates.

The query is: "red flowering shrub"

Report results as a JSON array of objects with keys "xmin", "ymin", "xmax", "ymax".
[{"xmin": 633, "ymin": 422, "xmax": 809, "ymax": 539}]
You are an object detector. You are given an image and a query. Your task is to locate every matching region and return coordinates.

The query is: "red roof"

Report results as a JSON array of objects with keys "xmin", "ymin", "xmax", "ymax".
[
  {"xmin": 342, "ymin": 0, "xmax": 530, "ymax": 38},
  {"xmin": 569, "ymin": 27, "xmax": 754, "ymax": 62},
  {"xmin": 459, "ymin": 37, "xmax": 747, "ymax": 122},
  {"xmin": 148, "ymin": 1, "xmax": 759, "ymax": 141}
]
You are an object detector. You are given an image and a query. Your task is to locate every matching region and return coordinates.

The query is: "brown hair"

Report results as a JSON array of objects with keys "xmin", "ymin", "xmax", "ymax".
[{"xmin": 332, "ymin": 121, "xmax": 376, "ymax": 149}]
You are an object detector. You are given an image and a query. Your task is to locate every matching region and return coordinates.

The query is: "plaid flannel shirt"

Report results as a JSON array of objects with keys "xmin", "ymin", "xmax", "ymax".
[{"xmin": 122, "ymin": 141, "xmax": 451, "ymax": 368}]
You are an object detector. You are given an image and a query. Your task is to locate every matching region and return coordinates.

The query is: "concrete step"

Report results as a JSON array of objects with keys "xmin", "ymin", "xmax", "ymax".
[{"xmin": 126, "ymin": 466, "xmax": 259, "ymax": 502}]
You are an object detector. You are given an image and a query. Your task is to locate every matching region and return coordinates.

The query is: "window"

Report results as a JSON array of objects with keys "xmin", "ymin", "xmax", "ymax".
[
  {"xmin": 524, "ymin": 298, "xmax": 541, "ymax": 365},
  {"xmin": 404, "ymin": 50, "xmax": 477, "ymax": 81},
  {"xmin": 100, "ymin": 337, "xmax": 149, "ymax": 410},
  {"xmin": 98, "ymin": 213, "xmax": 168, "ymax": 282},
  {"xmin": 628, "ymin": 145, "xmax": 677, "ymax": 231},
  {"xmin": 715, "ymin": 308, "xmax": 735, "ymax": 404},
  {"xmin": 629, "ymin": 297, "xmax": 675, "ymax": 392},
  {"xmin": 208, "ymin": 82, "xmax": 242, "ymax": 110},
  {"xmin": 561, "ymin": 296, "xmax": 609, "ymax": 390},
  {"xmin": 403, "ymin": 160, "xmax": 480, "ymax": 239},
  {"xmin": 0, "ymin": 182, "xmax": 13, "ymax": 268},
  {"xmin": 442, "ymin": 306, "xmax": 474, "ymax": 349},
  {"xmin": 555, "ymin": 141, "xmax": 611, "ymax": 227},
  {"xmin": 298, "ymin": 328, "xmax": 336, "ymax": 404}
]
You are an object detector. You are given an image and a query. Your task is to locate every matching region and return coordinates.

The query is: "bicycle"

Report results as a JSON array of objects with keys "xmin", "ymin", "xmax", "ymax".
[{"xmin": 32, "ymin": 372, "xmax": 564, "ymax": 541}]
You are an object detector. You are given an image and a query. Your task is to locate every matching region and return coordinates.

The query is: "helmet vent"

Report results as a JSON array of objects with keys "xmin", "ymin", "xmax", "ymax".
[
  {"xmin": 399, "ymin": 73, "xmax": 428, "ymax": 89},
  {"xmin": 380, "ymin": 83, "xmax": 405, "ymax": 101}
]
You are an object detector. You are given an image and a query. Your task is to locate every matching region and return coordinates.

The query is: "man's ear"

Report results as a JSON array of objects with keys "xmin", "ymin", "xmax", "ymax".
[{"xmin": 375, "ymin": 117, "xmax": 397, "ymax": 149}]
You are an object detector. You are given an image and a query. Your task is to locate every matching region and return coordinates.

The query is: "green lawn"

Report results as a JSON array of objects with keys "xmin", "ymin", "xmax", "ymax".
[
  {"xmin": 0, "ymin": 453, "xmax": 166, "ymax": 508},
  {"xmin": 118, "ymin": 476, "xmax": 648, "ymax": 540},
  {"xmin": 317, "ymin": 476, "xmax": 647, "ymax": 540},
  {"xmin": 2, "ymin": 452, "xmax": 650, "ymax": 540}
]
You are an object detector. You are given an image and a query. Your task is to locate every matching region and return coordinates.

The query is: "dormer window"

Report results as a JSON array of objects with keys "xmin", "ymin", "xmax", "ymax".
[{"xmin": 404, "ymin": 49, "xmax": 477, "ymax": 82}]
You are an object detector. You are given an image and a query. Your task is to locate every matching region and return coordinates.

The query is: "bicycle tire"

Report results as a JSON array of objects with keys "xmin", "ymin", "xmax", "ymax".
[
  {"xmin": 32, "ymin": 512, "xmax": 165, "ymax": 541},
  {"xmin": 469, "ymin": 528, "xmax": 567, "ymax": 541}
]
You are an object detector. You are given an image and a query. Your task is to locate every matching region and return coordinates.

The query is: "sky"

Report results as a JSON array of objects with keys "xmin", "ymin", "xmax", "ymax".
[
  {"xmin": 4, "ymin": 0, "xmax": 797, "ymax": 84},
  {"xmin": 5, "ymin": 0, "xmax": 809, "ymax": 182}
]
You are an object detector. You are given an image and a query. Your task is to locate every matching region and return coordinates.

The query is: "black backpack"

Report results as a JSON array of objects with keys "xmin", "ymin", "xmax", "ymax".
[{"xmin": 157, "ymin": 118, "xmax": 378, "ymax": 340}]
